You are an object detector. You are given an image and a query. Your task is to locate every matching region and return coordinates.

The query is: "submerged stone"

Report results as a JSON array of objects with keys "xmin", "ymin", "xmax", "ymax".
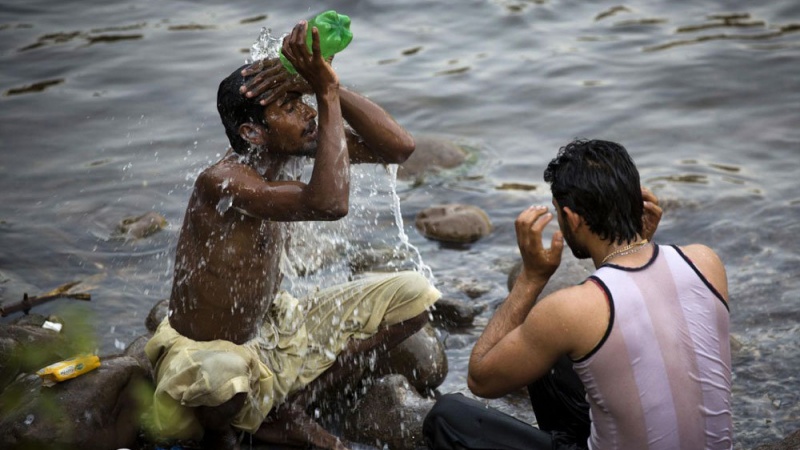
[
  {"xmin": 397, "ymin": 135, "xmax": 467, "ymax": 180},
  {"xmin": 114, "ymin": 211, "xmax": 167, "ymax": 240}
]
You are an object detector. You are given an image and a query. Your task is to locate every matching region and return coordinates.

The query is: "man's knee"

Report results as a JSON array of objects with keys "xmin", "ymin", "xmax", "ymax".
[
  {"xmin": 423, "ymin": 394, "xmax": 474, "ymax": 449},
  {"xmin": 391, "ymin": 270, "xmax": 440, "ymax": 309},
  {"xmin": 424, "ymin": 393, "xmax": 470, "ymax": 431}
]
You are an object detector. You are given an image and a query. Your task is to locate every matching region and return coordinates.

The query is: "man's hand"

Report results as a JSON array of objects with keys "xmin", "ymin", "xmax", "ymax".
[
  {"xmin": 641, "ymin": 186, "xmax": 662, "ymax": 242},
  {"xmin": 240, "ymin": 58, "xmax": 312, "ymax": 106},
  {"xmin": 280, "ymin": 21, "xmax": 338, "ymax": 92},
  {"xmin": 515, "ymin": 205, "xmax": 564, "ymax": 283}
]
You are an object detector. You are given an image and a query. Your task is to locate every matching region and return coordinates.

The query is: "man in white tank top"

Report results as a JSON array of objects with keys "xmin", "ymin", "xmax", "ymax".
[{"xmin": 424, "ymin": 139, "xmax": 732, "ymax": 449}]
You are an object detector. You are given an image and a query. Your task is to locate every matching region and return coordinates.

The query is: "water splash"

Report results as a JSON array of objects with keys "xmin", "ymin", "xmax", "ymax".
[
  {"xmin": 281, "ymin": 164, "xmax": 435, "ymax": 298},
  {"xmin": 246, "ymin": 27, "xmax": 434, "ymax": 294},
  {"xmin": 387, "ymin": 165, "xmax": 434, "ymax": 282},
  {"xmin": 247, "ymin": 28, "xmax": 286, "ymax": 63}
]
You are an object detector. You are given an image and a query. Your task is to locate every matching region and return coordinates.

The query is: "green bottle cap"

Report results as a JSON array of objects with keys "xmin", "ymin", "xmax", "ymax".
[{"xmin": 280, "ymin": 10, "xmax": 353, "ymax": 74}]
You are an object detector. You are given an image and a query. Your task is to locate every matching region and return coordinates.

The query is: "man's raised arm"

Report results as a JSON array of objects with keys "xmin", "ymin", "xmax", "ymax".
[{"xmin": 338, "ymin": 87, "xmax": 415, "ymax": 164}]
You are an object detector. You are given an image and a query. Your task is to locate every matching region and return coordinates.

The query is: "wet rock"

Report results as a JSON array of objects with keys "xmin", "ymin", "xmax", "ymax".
[
  {"xmin": 506, "ymin": 254, "xmax": 594, "ymax": 296},
  {"xmin": 0, "ymin": 314, "xmax": 72, "ymax": 392},
  {"xmin": 114, "ymin": 211, "xmax": 167, "ymax": 240},
  {"xmin": 452, "ymin": 278, "xmax": 492, "ymax": 299},
  {"xmin": 431, "ymin": 297, "xmax": 484, "ymax": 329},
  {"xmin": 344, "ymin": 374, "xmax": 434, "ymax": 450},
  {"xmin": 124, "ymin": 334, "xmax": 153, "ymax": 379},
  {"xmin": 348, "ymin": 246, "xmax": 416, "ymax": 275},
  {"xmin": 397, "ymin": 135, "xmax": 467, "ymax": 180},
  {"xmin": 145, "ymin": 299, "xmax": 169, "ymax": 333},
  {"xmin": 415, "ymin": 204, "xmax": 492, "ymax": 244},
  {"xmin": 377, "ymin": 323, "xmax": 448, "ymax": 394},
  {"xmin": 755, "ymin": 429, "xmax": 800, "ymax": 450},
  {"xmin": 0, "ymin": 355, "xmax": 151, "ymax": 450}
]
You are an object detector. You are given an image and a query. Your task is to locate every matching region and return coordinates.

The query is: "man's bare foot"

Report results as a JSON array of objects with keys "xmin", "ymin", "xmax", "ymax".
[{"xmin": 254, "ymin": 402, "xmax": 350, "ymax": 449}]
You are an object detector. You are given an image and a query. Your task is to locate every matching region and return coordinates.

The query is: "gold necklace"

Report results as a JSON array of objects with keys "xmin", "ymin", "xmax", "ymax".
[{"xmin": 601, "ymin": 239, "xmax": 650, "ymax": 265}]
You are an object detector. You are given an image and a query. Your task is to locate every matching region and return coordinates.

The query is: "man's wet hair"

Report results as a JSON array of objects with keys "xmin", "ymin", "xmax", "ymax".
[
  {"xmin": 217, "ymin": 64, "xmax": 268, "ymax": 154},
  {"xmin": 544, "ymin": 139, "xmax": 643, "ymax": 245}
]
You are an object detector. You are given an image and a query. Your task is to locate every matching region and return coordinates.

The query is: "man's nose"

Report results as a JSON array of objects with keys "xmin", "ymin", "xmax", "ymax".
[{"xmin": 305, "ymin": 106, "xmax": 317, "ymax": 120}]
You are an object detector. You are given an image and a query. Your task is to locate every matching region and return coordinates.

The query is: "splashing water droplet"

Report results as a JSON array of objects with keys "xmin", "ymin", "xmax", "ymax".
[
  {"xmin": 248, "ymin": 28, "xmax": 287, "ymax": 63},
  {"xmin": 216, "ymin": 195, "xmax": 233, "ymax": 215}
]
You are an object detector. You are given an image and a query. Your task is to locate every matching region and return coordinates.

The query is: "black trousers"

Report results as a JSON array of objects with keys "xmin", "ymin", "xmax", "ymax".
[{"xmin": 422, "ymin": 356, "xmax": 590, "ymax": 450}]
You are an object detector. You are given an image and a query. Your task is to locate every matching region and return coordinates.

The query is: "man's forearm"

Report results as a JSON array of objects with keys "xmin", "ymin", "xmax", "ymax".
[
  {"xmin": 469, "ymin": 272, "xmax": 549, "ymax": 368},
  {"xmin": 306, "ymin": 86, "xmax": 349, "ymax": 215},
  {"xmin": 339, "ymin": 87, "xmax": 414, "ymax": 163}
]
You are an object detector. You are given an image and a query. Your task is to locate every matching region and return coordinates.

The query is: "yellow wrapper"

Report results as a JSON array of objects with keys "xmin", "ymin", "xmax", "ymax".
[{"xmin": 36, "ymin": 354, "xmax": 101, "ymax": 385}]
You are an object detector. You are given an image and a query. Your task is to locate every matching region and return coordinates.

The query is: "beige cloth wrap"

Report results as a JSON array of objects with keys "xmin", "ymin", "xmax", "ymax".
[{"xmin": 144, "ymin": 271, "xmax": 440, "ymax": 440}]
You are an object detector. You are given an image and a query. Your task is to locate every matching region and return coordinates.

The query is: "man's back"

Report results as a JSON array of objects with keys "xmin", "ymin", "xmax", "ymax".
[{"xmin": 575, "ymin": 244, "xmax": 732, "ymax": 449}]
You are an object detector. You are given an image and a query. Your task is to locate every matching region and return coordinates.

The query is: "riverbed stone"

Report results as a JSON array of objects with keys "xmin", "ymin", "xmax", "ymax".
[
  {"xmin": 397, "ymin": 135, "xmax": 467, "ymax": 180},
  {"xmin": 343, "ymin": 374, "xmax": 435, "ymax": 450},
  {"xmin": 0, "ymin": 354, "xmax": 150, "ymax": 450},
  {"xmin": 415, "ymin": 204, "xmax": 492, "ymax": 244},
  {"xmin": 506, "ymin": 255, "xmax": 594, "ymax": 295},
  {"xmin": 124, "ymin": 334, "xmax": 153, "ymax": 379},
  {"xmin": 376, "ymin": 323, "xmax": 448, "ymax": 394},
  {"xmin": 145, "ymin": 298, "xmax": 169, "ymax": 333},
  {"xmin": 0, "ymin": 314, "xmax": 73, "ymax": 392},
  {"xmin": 431, "ymin": 297, "xmax": 483, "ymax": 329}
]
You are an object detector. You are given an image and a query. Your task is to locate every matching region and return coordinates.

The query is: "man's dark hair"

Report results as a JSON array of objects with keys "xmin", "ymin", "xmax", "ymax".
[
  {"xmin": 543, "ymin": 139, "xmax": 643, "ymax": 245},
  {"xmin": 217, "ymin": 64, "xmax": 268, "ymax": 154}
]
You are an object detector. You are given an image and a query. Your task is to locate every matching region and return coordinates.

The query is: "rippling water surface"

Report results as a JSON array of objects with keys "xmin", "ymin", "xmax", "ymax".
[{"xmin": 1, "ymin": 0, "xmax": 798, "ymax": 447}]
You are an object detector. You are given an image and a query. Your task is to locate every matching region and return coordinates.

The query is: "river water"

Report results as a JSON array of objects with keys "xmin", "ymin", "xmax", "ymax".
[{"xmin": 1, "ymin": 0, "xmax": 798, "ymax": 448}]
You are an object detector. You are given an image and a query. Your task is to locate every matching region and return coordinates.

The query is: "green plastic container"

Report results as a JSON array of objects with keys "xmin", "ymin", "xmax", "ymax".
[{"xmin": 280, "ymin": 10, "xmax": 353, "ymax": 74}]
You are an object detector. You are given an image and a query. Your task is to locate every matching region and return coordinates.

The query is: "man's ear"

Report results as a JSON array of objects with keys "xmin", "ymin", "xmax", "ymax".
[
  {"xmin": 562, "ymin": 206, "xmax": 583, "ymax": 232},
  {"xmin": 239, "ymin": 123, "xmax": 267, "ymax": 146}
]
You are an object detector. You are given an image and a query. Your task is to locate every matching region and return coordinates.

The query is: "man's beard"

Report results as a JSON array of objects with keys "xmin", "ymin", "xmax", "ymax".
[{"xmin": 562, "ymin": 223, "xmax": 591, "ymax": 259}]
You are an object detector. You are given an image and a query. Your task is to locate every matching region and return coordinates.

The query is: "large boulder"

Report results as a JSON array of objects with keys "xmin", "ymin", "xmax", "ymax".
[
  {"xmin": 0, "ymin": 315, "xmax": 73, "ymax": 393},
  {"xmin": 377, "ymin": 323, "xmax": 448, "ymax": 394},
  {"xmin": 415, "ymin": 204, "xmax": 492, "ymax": 244},
  {"xmin": 343, "ymin": 374, "xmax": 435, "ymax": 450},
  {"xmin": 0, "ymin": 355, "xmax": 151, "ymax": 450}
]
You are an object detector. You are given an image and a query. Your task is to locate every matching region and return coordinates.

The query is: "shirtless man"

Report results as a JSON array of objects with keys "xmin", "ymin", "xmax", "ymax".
[
  {"xmin": 424, "ymin": 139, "xmax": 732, "ymax": 449},
  {"xmin": 145, "ymin": 21, "xmax": 440, "ymax": 449}
]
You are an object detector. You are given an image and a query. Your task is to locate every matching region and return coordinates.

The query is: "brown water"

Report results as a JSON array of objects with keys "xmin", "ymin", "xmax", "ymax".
[{"xmin": 1, "ymin": 0, "xmax": 799, "ymax": 447}]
